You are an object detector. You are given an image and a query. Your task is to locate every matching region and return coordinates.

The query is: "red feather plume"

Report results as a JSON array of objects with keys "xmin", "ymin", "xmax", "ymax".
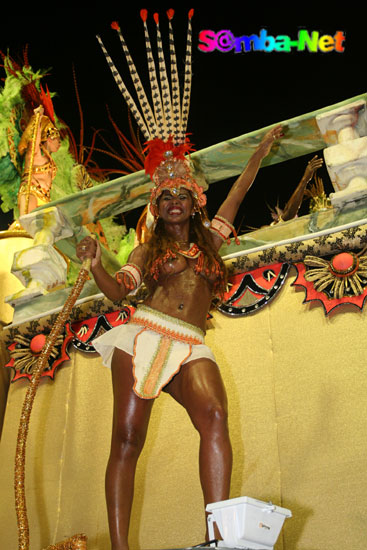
[
  {"xmin": 143, "ymin": 136, "xmax": 195, "ymax": 179},
  {"xmin": 40, "ymin": 84, "xmax": 55, "ymax": 123}
]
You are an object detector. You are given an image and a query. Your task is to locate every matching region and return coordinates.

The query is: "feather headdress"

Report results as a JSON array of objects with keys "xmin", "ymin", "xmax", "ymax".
[{"xmin": 97, "ymin": 9, "xmax": 207, "ymax": 220}]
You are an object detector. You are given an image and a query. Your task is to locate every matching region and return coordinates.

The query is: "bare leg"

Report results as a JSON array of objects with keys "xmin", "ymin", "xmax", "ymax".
[
  {"xmin": 106, "ymin": 348, "xmax": 154, "ymax": 550},
  {"xmin": 164, "ymin": 358, "xmax": 232, "ymax": 538}
]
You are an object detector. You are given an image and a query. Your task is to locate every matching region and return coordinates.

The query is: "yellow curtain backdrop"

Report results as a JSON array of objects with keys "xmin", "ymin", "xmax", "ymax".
[{"xmin": 0, "ymin": 267, "xmax": 366, "ymax": 549}]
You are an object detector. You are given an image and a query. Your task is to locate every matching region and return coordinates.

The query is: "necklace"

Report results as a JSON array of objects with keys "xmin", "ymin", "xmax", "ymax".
[{"xmin": 175, "ymin": 242, "xmax": 201, "ymax": 259}]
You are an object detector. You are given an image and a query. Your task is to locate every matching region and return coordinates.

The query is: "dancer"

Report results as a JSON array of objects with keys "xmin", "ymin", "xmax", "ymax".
[
  {"xmin": 78, "ymin": 10, "xmax": 284, "ymax": 548},
  {"xmin": 77, "ymin": 124, "xmax": 283, "ymax": 550}
]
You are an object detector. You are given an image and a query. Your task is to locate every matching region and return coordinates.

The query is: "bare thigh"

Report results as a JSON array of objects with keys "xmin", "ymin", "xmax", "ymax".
[
  {"xmin": 110, "ymin": 348, "xmax": 154, "ymax": 448},
  {"xmin": 164, "ymin": 358, "xmax": 229, "ymax": 428}
]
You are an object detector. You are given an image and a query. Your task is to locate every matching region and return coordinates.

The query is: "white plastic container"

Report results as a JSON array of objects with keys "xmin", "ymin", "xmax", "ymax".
[{"xmin": 206, "ymin": 496, "xmax": 292, "ymax": 550}]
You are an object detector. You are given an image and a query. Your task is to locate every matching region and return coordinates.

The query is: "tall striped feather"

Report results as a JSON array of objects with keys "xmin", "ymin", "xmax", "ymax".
[
  {"xmin": 114, "ymin": 26, "xmax": 158, "ymax": 138},
  {"xmin": 154, "ymin": 14, "xmax": 173, "ymax": 140},
  {"xmin": 141, "ymin": 16, "xmax": 167, "ymax": 140},
  {"xmin": 96, "ymin": 35, "xmax": 150, "ymax": 140},
  {"xmin": 180, "ymin": 13, "xmax": 193, "ymax": 143},
  {"xmin": 167, "ymin": 15, "xmax": 182, "ymax": 145}
]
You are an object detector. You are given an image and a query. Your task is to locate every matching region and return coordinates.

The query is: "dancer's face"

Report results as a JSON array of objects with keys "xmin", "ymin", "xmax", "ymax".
[
  {"xmin": 158, "ymin": 188, "xmax": 194, "ymax": 223},
  {"xmin": 46, "ymin": 137, "xmax": 61, "ymax": 153}
]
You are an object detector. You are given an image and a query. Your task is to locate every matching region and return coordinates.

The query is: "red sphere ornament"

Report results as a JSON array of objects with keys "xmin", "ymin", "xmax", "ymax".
[
  {"xmin": 329, "ymin": 252, "xmax": 359, "ymax": 277},
  {"xmin": 29, "ymin": 333, "xmax": 47, "ymax": 355}
]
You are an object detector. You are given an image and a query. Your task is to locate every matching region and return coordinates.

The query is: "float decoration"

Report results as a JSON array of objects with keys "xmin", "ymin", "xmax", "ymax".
[
  {"xmin": 218, "ymin": 263, "xmax": 290, "ymax": 316},
  {"xmin": 293, "ymin": 249, "xmax": 367, "ymax": 314},
  {"xmin": 70, "ymin": 307, "xmax": 132, "ymax": 352},
  {"xmin": 5, "ymin": 308, "xmax": 133, "ymax": 383},
  {"xmin": 6, "ymin": 326, "xmax": 72, "ymax": 382}
]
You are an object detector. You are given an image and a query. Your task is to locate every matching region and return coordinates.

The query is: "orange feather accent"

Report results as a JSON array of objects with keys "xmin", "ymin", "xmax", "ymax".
[{"xmin": 140, "ymin": 9, "xmax": 148, "ymax": 22}]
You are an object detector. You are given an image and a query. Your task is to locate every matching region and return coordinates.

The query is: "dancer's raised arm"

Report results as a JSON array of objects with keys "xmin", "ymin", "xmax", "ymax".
[
  {"xmin": 281, "ymin": 155, "xmax": 323, "ymax": 222},
  {"xmin": 215, "ymin": 125, "xmax": 283, "ymax": 227}
]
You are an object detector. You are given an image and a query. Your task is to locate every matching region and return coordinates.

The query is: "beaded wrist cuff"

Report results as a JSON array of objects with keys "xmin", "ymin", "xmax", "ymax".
[
  {"xmin": 115, "ymin": 263, "xmax": 143, "ymax": 290},
  {"xmin": 209, "ymin": 215, "xmax": 236, "ymax": 243}
]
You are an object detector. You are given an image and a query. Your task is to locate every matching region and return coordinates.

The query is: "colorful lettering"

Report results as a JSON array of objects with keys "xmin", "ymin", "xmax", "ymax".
[
  {"xmin": 297, "ymin": 30, "xmax": 319, "ymax": 52},
  {"xmin": 198, "ymin": 28, "xmax": 346, "ymax": 54},
  {"xmin": 216, "ymin": 30, "xmax": 235, "ymax": 52},
  {"xmin": 334, "ymin": 31, "xmax": 346, "ymax": 52},
  {"xmin": 198, "ymin": 30, "xmax": 218, "ymax": 53}
]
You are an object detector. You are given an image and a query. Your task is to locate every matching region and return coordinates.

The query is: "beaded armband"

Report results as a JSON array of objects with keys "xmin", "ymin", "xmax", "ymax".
[
  {"xmin": 209, "ymin": 215, "xmax": 239, "ymax": 244},
  {"xmin": 115, "ymin": 263, "xmax": 143, "ymax": 291}
]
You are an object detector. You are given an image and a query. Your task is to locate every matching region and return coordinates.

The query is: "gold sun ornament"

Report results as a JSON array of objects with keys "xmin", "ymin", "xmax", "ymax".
[
  {"xmin": 6, "ymin": 330, "xmax": 71, "ymax": 382},
  {"xmin": 303, "ymin": 250, "xmax": 367, "ymax": 299}
]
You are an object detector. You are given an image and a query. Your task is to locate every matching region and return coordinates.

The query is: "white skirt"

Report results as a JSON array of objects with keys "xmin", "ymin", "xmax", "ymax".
[{"xmin": 93, "ymin": 305, "xmax": 216, "ymax": 399}]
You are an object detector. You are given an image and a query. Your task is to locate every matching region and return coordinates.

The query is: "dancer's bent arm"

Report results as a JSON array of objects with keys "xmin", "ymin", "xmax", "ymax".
[{"xmin": 76, "ymin": 237, "xmax": 146, "ymax": 302}]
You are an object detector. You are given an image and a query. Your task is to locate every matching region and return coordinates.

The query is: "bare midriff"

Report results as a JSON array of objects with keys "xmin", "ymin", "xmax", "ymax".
[{"xmin": 144, "ymin": 256, "xmax": 215, "ymax": 332}]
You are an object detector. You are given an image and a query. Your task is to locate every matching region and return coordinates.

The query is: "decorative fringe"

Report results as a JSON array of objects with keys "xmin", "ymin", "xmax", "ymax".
[
  {"xmin": 150, "ymin": 248, "xmax": 178, "ymax": 280},
  {"xmin": 149, "ymin": 244, "xmax": 224, "ymax": 293}
]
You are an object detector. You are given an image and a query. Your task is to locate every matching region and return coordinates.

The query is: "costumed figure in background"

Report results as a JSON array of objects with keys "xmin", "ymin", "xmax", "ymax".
[
  {"xmin": 77, "ymin": 10, "xmax": 283, "ymax": 550},
  {"xmin": 270, "ymin": 154, "xmax": 323, "ymax": 224},
  {"xmin": 17, "ymin": 105, "xmax": 60, "ymax": 216},
  {"xmin": 0, "ymin": 57, "xmax": 66, "ymax": 222}
]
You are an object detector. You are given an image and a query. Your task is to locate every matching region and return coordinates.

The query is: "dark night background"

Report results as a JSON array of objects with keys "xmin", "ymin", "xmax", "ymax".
[{"xmin": 0, "ymin": 7, "xmax": 362, "ymax": 234}]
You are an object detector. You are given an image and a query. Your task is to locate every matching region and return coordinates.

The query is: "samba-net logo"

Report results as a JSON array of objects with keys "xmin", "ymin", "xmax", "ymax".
[{"xmin": 198, "ymin": 29, "xmax": 346, "ymax": 53}]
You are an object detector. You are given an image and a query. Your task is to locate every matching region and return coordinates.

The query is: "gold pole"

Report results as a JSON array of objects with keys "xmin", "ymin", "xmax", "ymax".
[
  {"xmin": 14, "ymin": 257, "xmax": 91, "ymax": 550},
  {"xmin": 24, "ymin": 110, "xmax": 41, "ymax": 215}
]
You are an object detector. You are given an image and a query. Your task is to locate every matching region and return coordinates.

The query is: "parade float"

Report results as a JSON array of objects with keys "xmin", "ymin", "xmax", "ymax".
[{"xmin": 0, "ymin": 12, "xmax": 366, "ymax": 550}]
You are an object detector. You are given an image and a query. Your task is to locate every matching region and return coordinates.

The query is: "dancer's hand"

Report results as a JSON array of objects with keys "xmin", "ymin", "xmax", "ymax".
[
  {"xmin": 304, "ymin": 155, "xmax": 323, "ymax": 182},
  {"xmin": 76, "ymin": 236, "xmax": 101, "ymax": 268},
  {"xmin": 257, "ymin": 124, "xmax": 284, "ymax": 158}
]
